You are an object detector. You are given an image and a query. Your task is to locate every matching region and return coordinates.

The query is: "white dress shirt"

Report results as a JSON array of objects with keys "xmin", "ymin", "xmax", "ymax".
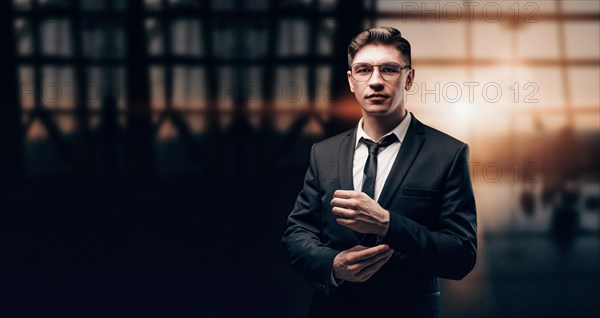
[{"xmin": 353, "ymin": 112, "xmax": 412, "ymax": 201}]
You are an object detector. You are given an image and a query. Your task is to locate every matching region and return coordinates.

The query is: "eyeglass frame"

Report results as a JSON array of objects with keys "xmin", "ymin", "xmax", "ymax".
[{"xmin": 349, "ymin": 62, "xmax": 412, "ymax": 83}]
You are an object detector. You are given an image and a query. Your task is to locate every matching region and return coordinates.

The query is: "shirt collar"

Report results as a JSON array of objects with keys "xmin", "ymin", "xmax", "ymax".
[{"xmin": 355, "ymin": 111, "xmax": 412, "ymax": 149}]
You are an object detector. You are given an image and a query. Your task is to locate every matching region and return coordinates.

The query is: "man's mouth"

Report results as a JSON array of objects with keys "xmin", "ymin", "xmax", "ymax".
[{"xmin": 365, "ymin": 93, "xmax": 389, "ymax": 100}]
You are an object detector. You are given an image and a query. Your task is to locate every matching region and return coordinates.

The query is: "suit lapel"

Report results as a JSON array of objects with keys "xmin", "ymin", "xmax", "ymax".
[
  {"xmin": 378, "ymin": 114, "xmax": 426, "ymax": 209},
  {"xmin": 338, "ymin": 128, "xmax": 356, "ymax": 191}
]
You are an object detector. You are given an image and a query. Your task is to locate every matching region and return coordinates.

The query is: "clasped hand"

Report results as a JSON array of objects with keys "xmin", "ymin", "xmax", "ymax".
[
  {"xmin": 331, "ymin": 190, "xmax": 390, "ymax": 237},
  {"xmin": 332, "ymin": 244, "xmax": 394, "ymax": 282}
]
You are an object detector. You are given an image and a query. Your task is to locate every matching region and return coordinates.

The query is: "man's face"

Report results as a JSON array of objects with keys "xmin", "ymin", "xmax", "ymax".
[{"xmin": 347, "ymin": 44, "xmax": 415, "ymax": 117}]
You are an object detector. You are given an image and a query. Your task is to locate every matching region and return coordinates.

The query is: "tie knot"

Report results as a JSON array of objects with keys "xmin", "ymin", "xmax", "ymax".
[{"xmin": 360, "ymin": 134, "xmax": 398, "ymax": 154}]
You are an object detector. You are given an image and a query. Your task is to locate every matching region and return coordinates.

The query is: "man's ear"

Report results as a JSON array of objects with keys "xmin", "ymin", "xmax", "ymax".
[
  {"xmin": 347, "ymin": 70, "xmax": 355, "ymax": 93},
  {"xmin": 404, "ymin": 68, "xmax": 415, "ymax": 91}
]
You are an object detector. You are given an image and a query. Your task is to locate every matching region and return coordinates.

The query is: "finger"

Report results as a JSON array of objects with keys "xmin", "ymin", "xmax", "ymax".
[
  {"xmin": 347, "ymin": 245, "xmax": 369, "ymax": 252},
  {"xmin": 330, "ymin": 197, "xmax": 356, "ymax": 209},
  {"xmin": 346, "ymin": 248, "xmax": 393, "ymax": 272},
  {"xmin": 334, "ymin": 190, "xmax": 370, "ymax": 201},
  {"xmin": 332, "ymin": 206, "xmax": 356, "ymax": 218},
  {"xmin": 344, "ymin": 244, "xmax": 383, "ymax": 253},
  {"xmin": 333, "ymin": 190, "xmax": 360, "ymax": 199},
  {"xmin": 346, "ymin": 244, "xmax": 390, "ymax": 262}
]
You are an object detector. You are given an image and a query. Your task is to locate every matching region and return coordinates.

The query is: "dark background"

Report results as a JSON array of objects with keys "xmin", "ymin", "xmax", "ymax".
[{"xmin": 1, "ymin": 1, "xmax": 599, "ymax": 317}]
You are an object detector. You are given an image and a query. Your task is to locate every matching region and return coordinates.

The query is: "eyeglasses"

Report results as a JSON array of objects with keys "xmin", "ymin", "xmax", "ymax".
[{"xmin": 350, "ymin": 62, "xmax": 411, "ymax": 82}]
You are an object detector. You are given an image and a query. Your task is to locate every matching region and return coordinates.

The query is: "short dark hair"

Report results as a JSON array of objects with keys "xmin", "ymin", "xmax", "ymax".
[{"xmin": 347, "ymin": 26, "xmax": 412, "ymax": 68}]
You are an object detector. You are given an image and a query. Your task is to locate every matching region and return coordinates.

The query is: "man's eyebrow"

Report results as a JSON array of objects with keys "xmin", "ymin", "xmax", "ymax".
[{"xmin": 352, "ymin": 61, "xmax": 403, "ymax": 64}]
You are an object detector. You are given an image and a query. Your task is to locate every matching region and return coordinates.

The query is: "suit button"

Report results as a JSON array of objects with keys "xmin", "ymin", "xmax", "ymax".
[{"xmin": 393, "ymin": 251, "xmax": 406, "ymax": 259}]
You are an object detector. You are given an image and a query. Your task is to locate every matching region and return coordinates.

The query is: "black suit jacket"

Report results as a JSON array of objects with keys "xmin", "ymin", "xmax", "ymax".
[{"xmin": 282, "ymin": 114, "xmax": 477, "ymax": 317}]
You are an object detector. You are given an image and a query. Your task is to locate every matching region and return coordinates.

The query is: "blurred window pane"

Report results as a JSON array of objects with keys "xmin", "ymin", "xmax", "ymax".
[
  {"xmin": 38, "ymin": 0, "xmax": 70, "ymax": 9},
  {"xmin": 212, "ymin": 23, "xmax": 237, "ymax": 59},
  {"xmin": 144, "ymin": 0, "xmax": 162, "ymax": 10},
  {"xmin": 568, "ymin": 67, "xmax": 600, "ymax": 107},
  {"xmin": 565, "ymin": 22, "xmax": 600, "ymax": 59},
  {"xmin": 243, "ymin": 0, "xmax": 268, "ymax": 11},
  {"xmin": 246, "ymin": 66, "xmax": 263, "ymax": 111},
  {"xmin": 82, "ymin": 20, "xmax": 126, "ymax": 59},
  {"xmin": 217, "ymin": 67, "xmax": 235, "ymax": 111},
  {"xmin": 275, "ymin": 67, "xmax": 309, "ymax": 110},
  {"xmin": 19, "ymin": 66, "xmax": 35, "ymax": 110},
  {"xmin": 472, "ymin": 22, "xmax": 511, "ymax": 60},
  {"xmin": 82, "ymin": 0, "xmax": 107, "ymax": 11},
  {"xmin": 172, "ymin": 66, "xmax": 205, "ymax": 110},
  {"xmin": 315, "ymin": 66, "xmax": 332, "ymax": 111},
  {"xmin": 319, "ymin": 0, "xmax": 336, "ymax": 11},
  {"xmin": 150, "ymin": 66, "xmax": 166, "ymax": 111},
  {"xmin": 170, "ymin": 19, "xmax": 203, "ymax": 56},
  {"xmin": 278, "ymin": 19, "xmax": 309, "ymax": 56},
  {"xmin": 279, "ymin": 0, "xmax": 312, "ymax": 9},
  {"xmin": 243, "ymin": 24, "xmax": 269, "ymax": 58},
  {"xmin": 146, "ymin": 18, "xmax": 164, "ymax": 56},
  {"xmin": 168, "ymin": 0, "xmax": 201, "ymax": 9},
  {"xmin": 15, "ymin": 19, "xmax": 34, "ymax": 56},
  {"xmin": 14, "ymin": 0, "xmax": 33, "ymax": 10},
  {"xmin": 377, "ymin": 19, "xmax": 466, "ymax": 59},
  {"xmin": 317, "ymin": 19, "xmax": 336, "ymax": 56},
  {"xmin": 41, "ymin": 66, "xmax": 75, "ymax": 110},
  {"xmin": 516, "ymin": 22, "xmax": 560, "ymax": 59},
  {"xmin": 40, "ymin": 19, "xmax": 72, "ymax": 57},
  {"xmin": 562, "ymin": 0, "xmax": 600, "ymax": 13},
  {"xmin": 211, "ymin": 0, "xmax": 235, "ymax": 11}
]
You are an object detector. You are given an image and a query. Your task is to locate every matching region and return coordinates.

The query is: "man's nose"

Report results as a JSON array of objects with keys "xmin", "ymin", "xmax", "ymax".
[{"xmin": 368, "ymin": 67, "xmax": 385, "ymax": 88}]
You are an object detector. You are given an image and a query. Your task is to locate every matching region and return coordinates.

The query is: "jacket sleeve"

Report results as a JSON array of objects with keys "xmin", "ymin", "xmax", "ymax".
[
  {"xmin": 282, "ymin": 144, "xmax": 339, "ymax": 295},
  {"xmin": 381, "ymin": 143, "xmax": 477, "ymax": 280}
]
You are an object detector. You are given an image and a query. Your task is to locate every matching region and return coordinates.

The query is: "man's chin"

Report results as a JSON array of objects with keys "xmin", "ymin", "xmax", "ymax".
[{"xmin": 363, "ymin": 105, "xmax": 392, "ymax": 116}]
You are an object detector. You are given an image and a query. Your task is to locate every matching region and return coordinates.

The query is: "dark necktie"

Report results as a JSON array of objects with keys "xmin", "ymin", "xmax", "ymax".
[
  {"xmin": 359, "ymin": 134, "xmax": 398, "ymax": 246},
  {"xmin": 360, "ymin": 134, "xmax": 399, "ymax": 199}
]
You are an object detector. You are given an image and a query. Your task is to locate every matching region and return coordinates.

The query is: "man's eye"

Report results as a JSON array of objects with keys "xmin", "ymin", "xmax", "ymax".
[
  {"xmin": 381, "ymin": 67, "xmax": 400, "ymax": 73},
  {"xmin": 356, "ymin": 68, "xmax": 372, "ymax": 73}
]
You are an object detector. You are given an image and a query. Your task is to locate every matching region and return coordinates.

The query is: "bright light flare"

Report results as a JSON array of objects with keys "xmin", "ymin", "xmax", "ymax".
[{"xmin": 453, "ymin": 101, "xmax": 472, "ymax": 120}]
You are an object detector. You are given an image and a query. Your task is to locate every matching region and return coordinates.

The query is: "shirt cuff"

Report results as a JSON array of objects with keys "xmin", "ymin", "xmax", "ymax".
[{"xmin": 330, "ymin": 270, "xmax": 344, "ymax": 287}]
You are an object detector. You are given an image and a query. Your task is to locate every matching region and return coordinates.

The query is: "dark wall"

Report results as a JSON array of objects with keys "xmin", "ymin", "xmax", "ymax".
[{"xmin": 0, "ymin": 0, "xmax": 365, "ymax": 317}]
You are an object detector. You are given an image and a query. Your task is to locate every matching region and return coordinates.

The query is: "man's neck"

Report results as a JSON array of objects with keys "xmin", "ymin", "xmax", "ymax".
[{"xmin": 362, "ymin": 109, "xmax": 408, "ymax": 141}]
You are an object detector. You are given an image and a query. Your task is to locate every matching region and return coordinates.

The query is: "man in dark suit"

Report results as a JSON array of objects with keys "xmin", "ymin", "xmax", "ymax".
[{"xmin": 282, "ymin": 27, "xmax": 477, "ymax": 318}]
